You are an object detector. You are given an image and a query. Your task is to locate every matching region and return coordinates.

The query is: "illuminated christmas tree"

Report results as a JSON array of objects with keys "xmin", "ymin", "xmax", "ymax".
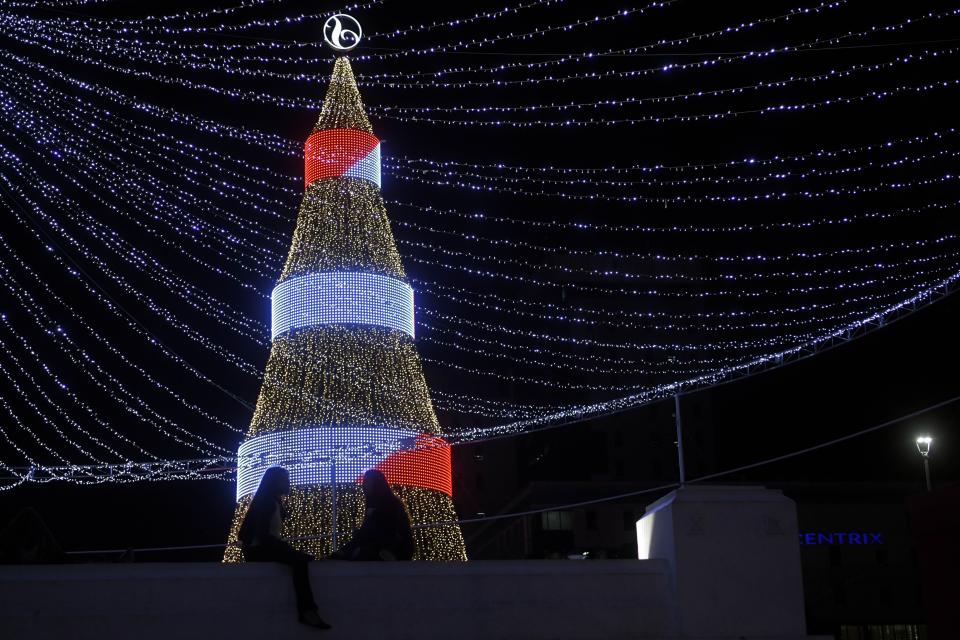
[{"xmin": 224, "ymin": 56, "xmax": 467, "ymax": 561}]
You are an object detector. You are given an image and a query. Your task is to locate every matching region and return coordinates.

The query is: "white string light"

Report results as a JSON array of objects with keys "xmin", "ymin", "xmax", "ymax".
[
  {"xmin": 0, "ymin": 0, "xmax": 956, "ymax": 485},
  {"xmin": 387, "ymin": 197, "xmax": 957, "ymax": 234},
  {"xmin": 6, "ymin": 17, "xmax": 956, "ymax": 119},
  {"xmin": 371, "ymin": 78, "xmax": 960, "ymax": 127}
]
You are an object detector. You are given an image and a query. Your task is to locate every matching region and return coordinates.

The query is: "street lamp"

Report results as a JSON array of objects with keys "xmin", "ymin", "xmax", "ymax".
[{"xmin": 915, "ymin": 436, "xmax": 933, "ymax": 492}]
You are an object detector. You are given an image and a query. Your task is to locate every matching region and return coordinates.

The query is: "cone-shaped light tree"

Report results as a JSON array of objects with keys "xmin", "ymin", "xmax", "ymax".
[{"xmin": 224, "ymin": 56, "xmax": 467, "ymax": 561}]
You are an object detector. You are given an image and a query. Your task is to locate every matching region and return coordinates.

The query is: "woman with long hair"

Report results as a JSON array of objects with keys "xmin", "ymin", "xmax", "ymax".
[
  {"xmin": 238, "ymin": 466, "xmax": 331, "ymax": 629},
  {"xmin": 335, "ymin": 469, "xmax": 416, "ymax": 561}
]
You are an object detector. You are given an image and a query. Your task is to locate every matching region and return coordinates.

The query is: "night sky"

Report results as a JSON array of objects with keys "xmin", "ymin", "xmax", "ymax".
[{"xmin": 0, "ymin": 0, "xmax": 957, "ymax": 557}]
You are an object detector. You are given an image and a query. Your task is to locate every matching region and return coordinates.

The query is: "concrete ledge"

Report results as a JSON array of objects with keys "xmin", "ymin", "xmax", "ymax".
[{"xmin": 0, "ymin": 560, "xmax": 677, "ymax": 640}]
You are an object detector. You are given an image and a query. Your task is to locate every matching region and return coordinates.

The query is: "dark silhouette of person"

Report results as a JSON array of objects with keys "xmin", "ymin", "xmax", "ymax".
[
  {"xmin": 0, "ymin": 507, "xmax": 64, "ymax": 564},
  {"xmin": 238, "ymin": 466, "xmax": 331, "ymax": 630},
  {"xmin": 335, "ymin": 469, "xmax": 416, "ymax": 561}
]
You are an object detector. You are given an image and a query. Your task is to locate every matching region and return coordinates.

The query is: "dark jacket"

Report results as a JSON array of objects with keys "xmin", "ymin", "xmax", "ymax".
[
  {"xmin": 343, "ymin": 497, "xmax": 415, "ymax": 560},
  {"xmin": 238, "ymin": 498, "xmax": 282, "ymax": 548}
]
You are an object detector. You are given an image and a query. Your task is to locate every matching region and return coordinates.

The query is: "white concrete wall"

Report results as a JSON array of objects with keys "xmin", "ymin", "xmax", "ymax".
[
  {"xmin": 638, "ymin": 485, "xmax": 816, "ymax": 640},
  {"xmin": 1, "ymin": 488, "xmax": 828, "ymax": 640},
  {"xmin": 0, "ymin": 560, "xmax": 677, "ymax": 640}
]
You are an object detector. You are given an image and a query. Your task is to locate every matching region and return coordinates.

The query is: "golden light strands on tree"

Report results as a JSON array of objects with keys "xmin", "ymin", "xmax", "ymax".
[{"xmin": 225, "ymin": 54, "xmax": 467, "ymax": 561}]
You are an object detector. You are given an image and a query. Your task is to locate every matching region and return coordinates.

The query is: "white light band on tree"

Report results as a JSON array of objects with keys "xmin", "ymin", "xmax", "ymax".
[
  {"xmin": 343, "ymin": 142, "xmax": 381, "ymax": 186},
  {"xmin": 271, "ymin": 271, "xmax": 415, "ymax": 339},
  {"xmin": 236, "ymin": 426, "xmax": 452, "ymax": 500}
]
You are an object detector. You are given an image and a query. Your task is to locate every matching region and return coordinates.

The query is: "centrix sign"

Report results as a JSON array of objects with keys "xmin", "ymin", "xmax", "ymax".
[{"xmin": 798, "ymin": 532, "xmax": 884, "ymax": 545}]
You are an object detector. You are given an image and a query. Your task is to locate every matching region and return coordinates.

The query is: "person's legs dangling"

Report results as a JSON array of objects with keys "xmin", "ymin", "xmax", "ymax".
[{"xmin": 245, "ymin": 539, "xmax": 330, "ymax": 629}]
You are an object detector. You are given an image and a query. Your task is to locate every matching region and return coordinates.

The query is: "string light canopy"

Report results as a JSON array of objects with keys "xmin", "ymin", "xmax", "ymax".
[{"xmin": 0, "ymin": 1, "xmax": 955, "ymax": 495}]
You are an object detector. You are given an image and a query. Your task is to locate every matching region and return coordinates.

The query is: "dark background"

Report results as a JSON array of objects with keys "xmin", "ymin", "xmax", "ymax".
[{"xmin": 0, "ymin": 0, "xmax": 957, "ymax": 557}]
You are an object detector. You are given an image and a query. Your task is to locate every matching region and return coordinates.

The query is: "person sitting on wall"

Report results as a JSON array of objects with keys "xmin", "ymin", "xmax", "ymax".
[
  {"xmin": 333, "ymin": 469, "xmax": 416, "ymax": 561},
  {"xmin": 238, "ymin": 466, "xmax": 332, "ymax": 630}
]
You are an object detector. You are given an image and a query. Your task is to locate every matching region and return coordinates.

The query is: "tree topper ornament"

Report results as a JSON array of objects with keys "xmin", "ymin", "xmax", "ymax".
[{"xmin": 323, "ymin": 14, "xmax": 362, "ymax": 52}]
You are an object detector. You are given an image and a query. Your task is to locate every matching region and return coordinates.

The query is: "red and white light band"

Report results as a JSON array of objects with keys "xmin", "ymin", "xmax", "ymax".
[
  {"xmin": 304, "ymin": 128, "xmax": 381, "ymax": 188},
  {"xmin": 236, "ymin": 426, "xmax": 452, "ymax": 499}
]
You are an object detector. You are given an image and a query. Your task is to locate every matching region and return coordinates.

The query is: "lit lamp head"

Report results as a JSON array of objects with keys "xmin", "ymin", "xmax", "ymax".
[
  {"xmin": 916, "ymin": 435, "xmax": 933, "ymax": 457},
  {"xmin": 323, "ymin": 14, "xmax": 362, "ymax": 54}
]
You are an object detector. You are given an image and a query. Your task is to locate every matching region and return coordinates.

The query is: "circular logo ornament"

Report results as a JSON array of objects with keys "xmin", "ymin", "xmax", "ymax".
[{"xmin": 323, "ymin": 14, "xmax": 362, "ymax": 52}]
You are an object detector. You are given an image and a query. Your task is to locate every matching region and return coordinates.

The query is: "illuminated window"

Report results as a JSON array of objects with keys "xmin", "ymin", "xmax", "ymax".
[
  {"xmin": 541, "ymin": 511, "xmax": 573, "ymax": 531},
  {"xmin": 838, "ymin": 624, "xmax": 925, "ymax": 640}
]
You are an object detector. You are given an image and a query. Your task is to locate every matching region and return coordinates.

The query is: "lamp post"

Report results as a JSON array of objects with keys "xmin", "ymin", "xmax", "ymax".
[{"xmin": 915, "ymin": 436, "xmax": 933, "ymax": 492}]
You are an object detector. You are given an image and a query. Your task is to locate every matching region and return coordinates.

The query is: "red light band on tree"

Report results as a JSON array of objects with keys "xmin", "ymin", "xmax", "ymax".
[
  {"xmin": 304, "ymin": 128, "xmax": 381, "ymax": 188},
  {"xmin": 369, "ymin": 434, "xmax": 453, "ymax": 496}
]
